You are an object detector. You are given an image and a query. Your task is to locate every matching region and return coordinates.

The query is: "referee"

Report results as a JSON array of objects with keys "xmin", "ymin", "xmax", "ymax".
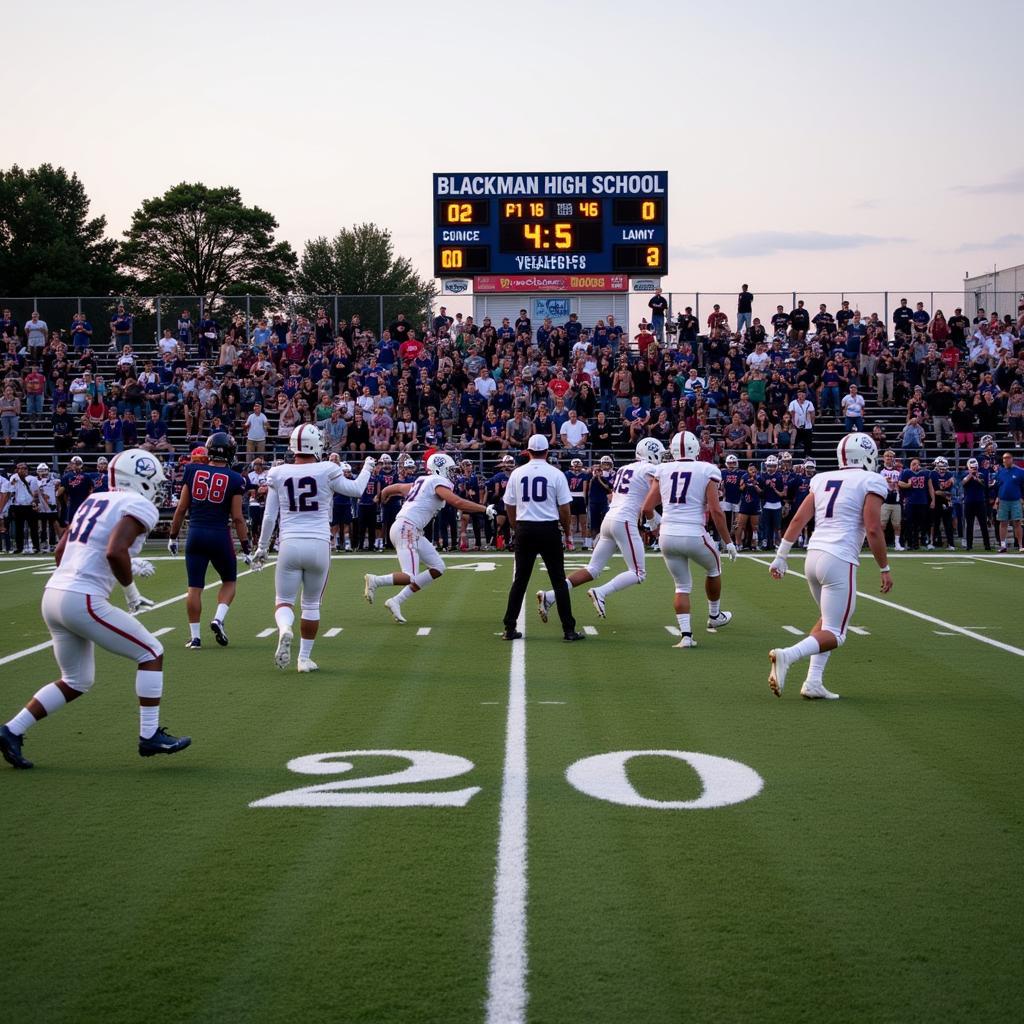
[{"xmin": 501, "ymin": 435, "xmax": 584, "ymax": 642}]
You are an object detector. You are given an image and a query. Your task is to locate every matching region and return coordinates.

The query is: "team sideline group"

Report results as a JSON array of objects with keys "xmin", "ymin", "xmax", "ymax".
[{"xmin": 0, "ymin": 422, "xmax": 896, "ymax": 770}]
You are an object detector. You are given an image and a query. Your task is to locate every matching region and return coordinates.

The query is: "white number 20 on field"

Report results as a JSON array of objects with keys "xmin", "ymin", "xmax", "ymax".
[{"xmin": 250, "ymin": 749, "xmax": 763, "ymax": 810}]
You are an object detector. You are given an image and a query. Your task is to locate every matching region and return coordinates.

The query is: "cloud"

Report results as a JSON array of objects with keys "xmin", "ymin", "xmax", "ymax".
[
  {"xmin": 953, "ymin": 167, "xmax": 1024, "ymax": 195},
  {"xmin": 956, "ymin": 233, "xmax": 1024, "ymax": 253},
  {"xmin": 671, "ymin": 231, "xmax": 907, "ymax": 261}
]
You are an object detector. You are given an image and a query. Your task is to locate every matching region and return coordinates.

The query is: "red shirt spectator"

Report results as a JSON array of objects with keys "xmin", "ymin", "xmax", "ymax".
[
  {"xmin": 23, "ymin": 368, "xmax": 45, "ymax": 396},
  {"xmin": 549, "ymin": 377, "xmax": 571, "ymax": 400},
  {"xmin": 399, "ymin": 337, "xmax": 424, "ymax": 363},
  {"xmin": 635, "ymin": 328, "xmax": 654, "ymax": 359},
  {"xmin": 707, "ymin": 306, "xmax": 728, "ymax": 331},
  {"xmin": 86, "ymin": 398, "xmax": 107, "ymax": 421},
  {"xmin": 941, "ymin": 344, "xmax": 961, "ymax": 371}
]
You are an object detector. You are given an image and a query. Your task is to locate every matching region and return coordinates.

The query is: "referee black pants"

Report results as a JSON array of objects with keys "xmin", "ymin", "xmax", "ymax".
[
  {"xmin": 503, "ymin": 521, "xmax": 575, "ymax": 635},
  {"xmin": 10, "ymin": 506, "xmax": 38, "ymax": 552}
]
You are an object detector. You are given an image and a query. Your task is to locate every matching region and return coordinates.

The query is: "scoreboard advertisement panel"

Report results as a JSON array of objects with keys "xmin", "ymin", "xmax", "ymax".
[{"xmin": 433, "ymin": 171, "xmax": 668, "ymax": 279}]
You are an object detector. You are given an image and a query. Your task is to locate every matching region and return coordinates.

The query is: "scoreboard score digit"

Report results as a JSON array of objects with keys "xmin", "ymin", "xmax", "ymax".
[{"xmin": 432, "ymin": 171, "xmax": 668, "ymax": 278}]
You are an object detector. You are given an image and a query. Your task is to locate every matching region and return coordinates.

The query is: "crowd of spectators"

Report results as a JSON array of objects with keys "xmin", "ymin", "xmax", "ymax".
[{"xmin": 1, "ymin": 289, "xmax": 1023, "ymax": 468}]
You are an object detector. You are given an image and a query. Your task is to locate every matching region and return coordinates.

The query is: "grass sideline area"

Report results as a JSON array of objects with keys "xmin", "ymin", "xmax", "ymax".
[{"xmin": 0, "ymin": 551, "xmax": 1021, "ymax": 1024}]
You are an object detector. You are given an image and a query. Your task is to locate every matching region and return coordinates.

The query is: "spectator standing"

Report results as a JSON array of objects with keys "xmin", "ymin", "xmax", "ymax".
[
  {"xmin": 24, "ymin": 311, "xmax": 48, "ymax": 356},
  {"xmin": 788, "ymin": 388, "xmax": 815, "ymax": 457},
  {"xmin": 994, "ymin": 452, "xmax": 1024, "ymax": 553},
  {"xmin": 648, "ymin": 288, "xmax": 668, "ymax": 342},
  {"xmin": 841, "ymin": 384, "xmax": 866, "ymax": 432},
  {"xmin": 7, "ymin": 463, "xmax": 39, "ymax": 553},
  {"xmin": 110, "ymin": 305, "xmax": 133, "ymax": 350},
  {"xmin": 737, "ymin": 284, "xmax": 754, "ymax": 336},
  {"xmin": 0, "ymin": 385, "xmax": 21, "ymax": 445},
  {"xmin": 69, "ymin": 312, "xmax": 93, "ymax": 352},
  {"xmin": 244, "ymin": 402, "xmax": 269, "ymax": 455},
  {"xmin": 961, "ymin": 457, "xmax": 992, "ymax": 551},
  {"xmin": 23, "ymin": 365, "xmax": 46, "ymax": 420}
]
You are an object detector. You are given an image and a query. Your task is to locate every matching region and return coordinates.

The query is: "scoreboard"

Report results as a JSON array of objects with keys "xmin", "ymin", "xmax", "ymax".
[{"xmin": 432, "ymin": 171, "xmax": 668, "ymax": 278}]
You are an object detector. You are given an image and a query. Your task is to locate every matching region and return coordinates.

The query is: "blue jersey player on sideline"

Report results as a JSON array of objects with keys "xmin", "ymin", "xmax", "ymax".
[
  {"xmin": 58, "ymin": 455, "xmax": 94, "ymax": 526},
  {"xmin": 168, "ymin": 433, "xmax": 250, "ymax": 649}
]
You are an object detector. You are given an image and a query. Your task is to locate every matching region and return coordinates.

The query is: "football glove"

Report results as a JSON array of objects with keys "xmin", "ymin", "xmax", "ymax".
[
  {"xmin": 251, "ymin": 547, "xmax": 267, "ymax": 572},
  {"xmin": 167, "ymin": 537, "xmax": 179, "ymax": 555},
  {"xmin": 485, "ymin": 503, "xmax": 498, "ymax": 520},
  {"xmin": 724, "ymin": 543, "xmax": 738, "ymax": 562},
  {"xmin": 565, "ymin": 536, "xmax": 575, "ymax": 552},
  {"xmin": 243, "ymin": 553, "xmax": 253, "ymax": 567},
  {"xmin": 768, "ymin": 556, "xmax": 787, "ymax": 579},
  {"xmin": 362, "ymin": 457, "xmax": 377, "ymax": 474},
  {"xmin": 123, "ymin": 581, "xmax": 155, "ymax": 615},
  {"xmin": 131, "ymin": 558, "xmax": 156, "ymax": 578}
]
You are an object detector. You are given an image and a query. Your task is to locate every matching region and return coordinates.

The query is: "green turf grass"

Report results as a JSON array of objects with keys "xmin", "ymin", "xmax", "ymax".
[{"xmin": 0, "ymin": 552, "xmax": 1021, "ymax": 1024}]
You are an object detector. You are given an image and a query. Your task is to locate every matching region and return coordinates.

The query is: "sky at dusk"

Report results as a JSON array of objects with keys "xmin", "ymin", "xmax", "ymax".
[{"xmin": 4, "ymin": 0, "xmax": 1022, "ymax": 294}]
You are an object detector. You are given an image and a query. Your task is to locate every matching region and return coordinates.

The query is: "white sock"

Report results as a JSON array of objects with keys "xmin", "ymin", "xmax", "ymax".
[
  {"xmin": 412, "ymin": 569, "xmax": 437, "ymax": 590},
  {"xmin": 546, "ymin": 580, "xmax": 573, "ymax": 606},
  {"xmin": 372, "ymin": 573, "xmax": 395, "ymax": 587},
  {"xmin": 395, "ymin": 586, "xmax": 414, "ymax": 605},
  {"xmin": 677, "ymin": 613, "xmax": 691, "ymax": 635},
  {"xmin": 189, "ymin": 622, "xmax": 201, "ymax": 640},
  {"xmin": 136, "ymin": 669, "xmax": 163, "ymax": 739},
  {"xmin": 708, "ymin": 599, "xmax": 721, "ymax": 617},
  {"xmin": 6, "ymin": 682, "xmax": 70, "ymax": 734},
  {"xmin": 299, "ymin": 638, "xmax": 315, "ymax": 659},
  {"xmin": 215, "ymin": 603, "xmax": 230, "ymax": 623},
  {"xmin": 601, "ymin": 570, "xmax": 641, "ymax": 596},
  {"xmin": 782, "ymin": 636, "xmax": 822, "ymax": 663},
  {"xmin": 806, "ymin": 651, "xmax": 832, "ymax": 684},
  {"xmin": 275, "ymin": 606, "xmax": 295, "ymax": 634}
]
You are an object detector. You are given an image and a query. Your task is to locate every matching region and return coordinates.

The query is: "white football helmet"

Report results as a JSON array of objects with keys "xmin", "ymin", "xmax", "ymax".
[
  {"xmin": 379, "ymin": 453, "xmax": 393, "ymax": 466},
  {"xmin": 401, "ymin": 457, "xmax": 416, "ymax": 471},
  {"xmin": 836, "ymin": 432, "xmax": 878, "ymax": 472},
  {"xmin": 669, "ymin": 431, "xmax": 700, "ymax": 461},
  {"xmin": 109, "ymin": 449, "xmax": 167, "ymax": 505},
  {"xmin": 289, "ymin": 424, "xmax": 324, "ymax": 460},
  {"xmin": 340, "ymin": 461, "xmax": 353, "ymax": 476},
  {"xmin": 933, "ymin": 456, "xmax": 948, "ymax": 469},
  {"xmin": 426, "ymin": 451, "xmax": 458, "ymax": 482},
  {"xmin": 600, "ymin": 455, "xmax": 613, "ymax": 468},
  {"xmin": 803, "ymin": 458, "xmax": 817, "ymax": 476},
  {"xmin": 570, "ymin": 458, "xmax": 584, "ymax": 470},
  {"xmin": 69, "ymin": 456, "xmax": 84, "ymax": 470},
  {"xmin": 780, "ymin": 451, "xmax": 793, "ymax": 463},
  {"xmin": 967, "ymin": 458, "xmax": 979, "ymax": 470},
  {"xmin": 36, "ymin": 463, "xmax": 50, "ymax": 477},
  {"xmin": 765, "ymin": 455, "xmax": 779, "ymax": 471},
  {"xmin": 725, "ymin": 454, "xmax": 739, "ymax": 469},
  {"xmin": 501, "ymin": 454, "xmax": 515, "ymax": 469},
  {"xmin": 980, "ymin": 434, "xmax": 994, "ymax": 448},
  {"xmin": 636, "ymin": 437, "xmax": 667, "ymax": 464}
]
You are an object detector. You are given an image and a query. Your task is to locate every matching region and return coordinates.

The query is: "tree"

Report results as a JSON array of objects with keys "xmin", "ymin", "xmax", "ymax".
[
  {"xmin": 297, "ymin": 223, "xmax": 435, "ymax": 324},
  {"xmin": 0, "ymin": 164, "xmax": 120, "ymax": 295},
  {"xmin": 120, "ymin": 183, "xmax": 296, "ymax": 304}
]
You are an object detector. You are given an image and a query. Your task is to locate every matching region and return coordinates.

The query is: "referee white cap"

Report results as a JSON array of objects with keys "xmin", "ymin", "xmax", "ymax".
[{"xmin": 527, "ymin": 435, "xmax": 549, "ymax": 452}]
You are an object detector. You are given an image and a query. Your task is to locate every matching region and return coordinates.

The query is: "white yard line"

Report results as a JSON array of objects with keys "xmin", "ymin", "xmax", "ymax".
[
  {"xmin": 256, "ymin": 628, "xmax": 276, "ymax": 638},
  {"xmin": 969, "ymin": 556, "xmax": 1024, "ymax": 570},
  {"xmin": 848, "ymin": 626, "xmax": 870, "ymax": 636},
  {"xmin": 416, "ymin": 627, "xmax": 432, "ymax": 636},
  {"xmin": 582, "ymin": 625, "xmax": 598, "ymax": 636},
  {"xmin": 664, "ymin": 625, "xmax": 681, "ymax": 636},
  {"xmin": 0, "ymin": 562, "xmax": 49, "ymax": 576},
  {"xmin": 485, "ymin": 604, "xmax": 528, "ymax": 1024},
  {"xmin": 750, "ymin": 557, "xmax": 1024, "ymax": 659},
  {"xmin": 324, "ymin": 627, "xmax": 343, "ymax": 638},
  {"xmin": 152, "ymin": 627, "xmax": 175, "ymax": 637},
  {"xmin": 781, "ymin": 625, "xmax": 803, "ymax": 635}
]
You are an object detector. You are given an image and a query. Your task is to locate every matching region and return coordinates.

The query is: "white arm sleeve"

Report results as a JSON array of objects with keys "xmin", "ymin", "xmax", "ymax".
[
  {"xmin": 330, "ymin": 467, "xmax": 370, "ymax": 498},
  {"xmin": 258, "ymin": 485, "xmax": 280, "ymax": 550}
]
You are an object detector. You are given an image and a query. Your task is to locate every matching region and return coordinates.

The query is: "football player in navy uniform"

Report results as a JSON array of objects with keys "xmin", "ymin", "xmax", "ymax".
[
  {"xmin": 167, "ymin": 432, "xmax": 250, "ymax": 648},
  {"xmin": 786, "ymin": 460, "xmax": 812, "ymax": 545},
  {"xmin": 354, "ymin": 465, "xmax": 380, "ymax": 551},
  {"xmin": 585, "ymin": 455, "xmax": 614, "ymax": 538},
  {"xmin": 930, "ymin": 456, "xmax": 956, "ymax": 550},
  {"xmin": 456, "ymin": 458, "xmax": 484, "ymax": 551},
  {"xmin": 327, "ymin": 453, "xmax": 354, "ymax": 552},
  {"xmin": 58, "ymin": 455, "xmax": 94, "ymax": 529},
  {"xmin": 485, "ymin": 454, "xmax": 514, "ymax": 549},
  {"xmin": 91, "ymin": 456, "xmax": 110, "ymax": 494},
  {"xmin": 735, "ymin": 462, "xmax": 762, "ymax": 550},
  {"xmin": 897, "ymin": 456, "xmax": 933, "ymax": 550},
  {"xmin": 566, "ymin": 457, "xmax": 590, "ymax": 549},
  {"xmin": 377, "ymin": 454, "xmax": 402, "ymax": 550},
  {"xmin": 720, "ymin": 454, "xmax": 743, "ymax": 537}
]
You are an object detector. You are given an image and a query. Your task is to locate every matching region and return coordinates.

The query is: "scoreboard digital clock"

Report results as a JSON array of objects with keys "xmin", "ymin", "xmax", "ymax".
[{"xmin": 432, "ymin": 171, "xmax": 668, "ymax": 278}]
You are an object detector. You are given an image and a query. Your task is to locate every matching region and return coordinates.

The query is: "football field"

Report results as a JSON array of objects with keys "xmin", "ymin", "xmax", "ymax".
[{"xmin": 1, "ymin": 550, "xmax": 1022, "ymax": 1024}]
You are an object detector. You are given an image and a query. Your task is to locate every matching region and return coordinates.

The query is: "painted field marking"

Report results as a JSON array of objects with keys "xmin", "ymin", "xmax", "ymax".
[
  {"xmin": 32, "ymin": 569, "xmax": 53, "ymax": 576},
  {"xmin": 0, "ymin": 563, "xmax": 48, "ymax": 576},
  {"xmin": 751, "ymin": 557, "xmax": 1024, "ymax": 659},
  {"xmin": 848, "ymin": 626, "xmax": 870, "ymax": 636},
  {"xmin": 324, "ymin": 627, "xmax": 343, "ymax": 638},
  {"xmin": 970, "ymin": 556, "xmax": 1024, "ymax": 570},
  {"xmin": 256, "ymin": 628, "xmax": 276, "ymax": 638},
  {"xmin": 782, "ymin": 625, "xmax": 803, "ymax": 635},
  {"xmin": 480, "ymin": 701, "xmax": 501, "ymax": 706},
  {"xmin": 536, "ymin": 701, "xmax": 566, "ymax": 705},
  {"xmin": 0, "ymin": 563, "xmax": 267, "ymax": 668},
  {"xmin": 485, "ymin": 603, "xmax": 528, "ymax": 1024},
  {"xmin": 416, "ymin": 627, "xmax": 432, "ymax": 636},
  {"xmin": 583, "ymin": 625, "xmax": 598, "ymax": 636},
  {"xmin": 934, "ymin": 631, "xmax": 957, "ymax": 636},
  {"xmin": 152, "ymin": 627, "xmax": 175, "ymax": 637},
  {"xmin": 665, "ymin": 626, "xmax": 681, "ymax": 636}
]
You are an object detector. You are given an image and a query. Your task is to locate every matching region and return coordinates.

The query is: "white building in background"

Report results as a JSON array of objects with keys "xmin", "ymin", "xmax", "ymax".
[{"xmin": 964, "ymin": 263, "xmax": 1024, "ymax": 318}]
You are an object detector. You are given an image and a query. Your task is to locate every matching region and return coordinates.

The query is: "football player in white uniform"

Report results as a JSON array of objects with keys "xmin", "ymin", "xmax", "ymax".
[
  {"xmin": 253, "ymin": 425, "xmax": 374, "ymax": 672},
  {"xmin": 34, "ymin": 463, "xmax": 60, "ymax": 552},
  {"xmin": 642, "ymin": 431, "xmax": 737, "ymax": 648},
  {"xmin": 537, "ymin": 436, "xmax": 664, "ymax": 623},
  {"xmin": 363, "ymin": 452, "xmax": 495, "ymax": 623},
  {"xmin": 0, "ymin": 449, "xmax": 189, "ymax": 769},
  {"xmin": 766, "ymin": 433, "xmax": 892, "ymax": 700}
]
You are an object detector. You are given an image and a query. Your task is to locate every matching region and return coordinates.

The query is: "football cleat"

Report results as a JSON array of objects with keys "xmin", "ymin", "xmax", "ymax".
[
  {"xmin": 562, "ymin": 631, "xmax": 587, "ymax": 643},
  {"xmin": 384, "ymin": 597, "xmax": 407, "ymax": 624},
  {"xmin": 274, "ymin": 629, "xmax": 293, "ymax": 669},
  {"xmin": 184, "ymin": 637, "xmax": 202, "ymax": 650},
  {"xmin": 363, "ymin": 573, "xmax": 377, "ymax": 605},
  {"xmin": 673, "ymin": 635, "xmax": 697, "ymax": 649},
  {"xmin": 297, "ymin": 658, "xmax": 319, "ymax": 673},
  {"xmin": 801, "ymin": 681, "xmax": 840, "ymax": 700},
  {"xmin": 210, "ymin": 620, "xmax": 229, "ymax": 647},
  {"xmin": 501, "ymin": 629, "xmax": 523, "ymax": 640},
  {"xmin": 588, "ymin": 589, "xmax": 607, "ymax": 619},
  {"xmin": 707, "ymin": 611, "xmax": 733, "ymax": 631},
  {"xmin": 0, "ymin": 725, "xmax": 32, "ymax": 769},
  {"xmin": 768, "ymin": 648, "xmax": 789, "ymax": 697},
  {"xmin": 536, "ymin": 590, "xmax": 551, "ymax": 624},
  {"xmin": 138, "ymin": 727, "xmax": 192, "ymax": 757}
]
